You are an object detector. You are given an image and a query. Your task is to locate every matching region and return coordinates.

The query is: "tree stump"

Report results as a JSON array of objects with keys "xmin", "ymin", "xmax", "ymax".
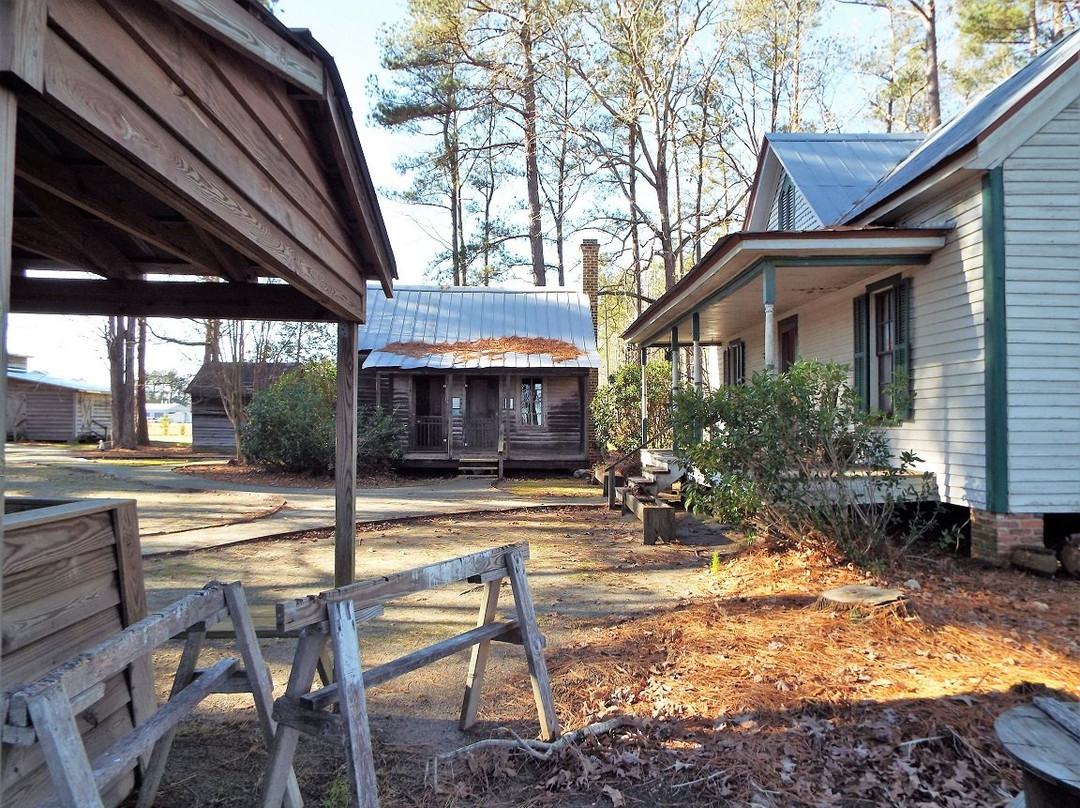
[{"xmin": 816, "ymin": 585, "xmax": 906, "ymax": 610}]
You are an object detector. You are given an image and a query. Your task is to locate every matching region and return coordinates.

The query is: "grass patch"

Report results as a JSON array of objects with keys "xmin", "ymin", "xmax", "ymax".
[{"xmin": 496, "ymin": 476, "xmax": 598, "ymax": 498}]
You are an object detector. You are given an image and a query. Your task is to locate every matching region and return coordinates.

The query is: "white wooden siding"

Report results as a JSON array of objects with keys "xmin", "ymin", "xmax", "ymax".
[
  {"xmin": 762, "ymin": 184, "xmax": 990, "ymax": 509},
  {"xmin": 767, "ymin": 172, "xmax": 822, "ymax": 230},
  {"xmin": 1002, "ymin": 96, "xmax": 1080, "ymax": 511}
]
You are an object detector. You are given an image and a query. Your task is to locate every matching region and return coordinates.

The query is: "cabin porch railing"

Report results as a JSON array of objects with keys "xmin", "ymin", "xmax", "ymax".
[{"xmin": 413, "ymin": 416, "xmax": 445, "ymax": 450}]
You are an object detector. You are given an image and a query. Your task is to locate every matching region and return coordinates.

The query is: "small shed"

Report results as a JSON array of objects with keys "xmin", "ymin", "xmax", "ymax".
[
  {"xmin": 6, "ymin": 369, "xmax": 110, "ymax": 442},
  {"xmin": 358, "ymin": 279, "xmax": 602, "ymax": 471},
  {"xmin": 186, "ymin": 361, "xmax": 296, "ymax": 451}
]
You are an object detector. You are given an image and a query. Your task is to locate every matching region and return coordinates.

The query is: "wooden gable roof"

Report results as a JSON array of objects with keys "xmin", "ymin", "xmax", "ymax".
[{"xmin": 3, "ymin": 0, "xmax": 396, "ymax": 322}]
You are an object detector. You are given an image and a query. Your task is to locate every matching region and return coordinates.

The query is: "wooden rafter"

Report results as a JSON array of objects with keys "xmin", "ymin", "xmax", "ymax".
[
  {"xmin": 17, "ymin": 182, "xmax": 142, "ymax": 279},
  {"xmin": 10, "ymin": 276, "xmax": 339, "ymax": 321}
]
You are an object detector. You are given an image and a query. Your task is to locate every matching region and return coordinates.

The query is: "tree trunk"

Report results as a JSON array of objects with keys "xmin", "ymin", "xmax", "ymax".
[
  {"xmin": 521, "ymin": 17, "xmax": 546, "ymax": 286},
  {"xmin": 922, "ymin": 0, "xmax": 941, "ymax": 129},
  {"xmin": 136, "ymin": 317, "xmax": 149, "ymax": 445}
]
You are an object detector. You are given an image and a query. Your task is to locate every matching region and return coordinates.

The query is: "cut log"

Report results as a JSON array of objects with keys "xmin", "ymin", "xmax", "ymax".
[
  {"xmin": 817, "ymin": 585, "xmax": 905, "ymax": 610},
  {"xmin": 1011, "ymin": 546, "xmax": 1059, "ymax": 576},
  {"xmin": 1059, "ymin": 542, "xmax": 1080, "ymax": 579}
]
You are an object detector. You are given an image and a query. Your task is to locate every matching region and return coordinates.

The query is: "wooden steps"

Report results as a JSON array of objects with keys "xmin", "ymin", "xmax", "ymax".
[{"xmin": 457, "ymin": 457, "xmax": 500, "ymax": 477}]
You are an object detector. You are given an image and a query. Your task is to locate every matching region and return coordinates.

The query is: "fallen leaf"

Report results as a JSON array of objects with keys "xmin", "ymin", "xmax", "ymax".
[{"xmin": 602, "ymin": 784, "xmax": 626, "ymax": 806}]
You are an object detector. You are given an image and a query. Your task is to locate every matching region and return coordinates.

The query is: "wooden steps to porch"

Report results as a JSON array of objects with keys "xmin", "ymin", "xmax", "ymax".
[{"xmin": 458, "ymin": 457, "xmax": 501, "ymax": 477}]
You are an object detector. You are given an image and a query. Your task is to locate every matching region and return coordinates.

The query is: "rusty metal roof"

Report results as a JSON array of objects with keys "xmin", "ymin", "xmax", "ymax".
[{"xmin": 358, "ymin": 285, "xmax": 601, "ymax": 370}]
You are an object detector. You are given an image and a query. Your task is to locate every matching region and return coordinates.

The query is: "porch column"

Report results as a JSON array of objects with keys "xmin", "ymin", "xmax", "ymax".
[
  {"xmin": 640, "ymin": 346, "xmax": 648, "ymax": 446},
  {"xmin": 670, "ymin": 327, "xmax": 679, "ymax": 392},
  {"xmin": 335, "ymin": 321, "xmax": 358, "ymax": 586},
  {"xmin": 1, "ymin": 87, "xmax": 16, "ymax": 539},
  {"xmin": 692, "ymin": 312, "xmax": 702, "ymax": 390},
  {"xmin": 762, "ymin": 261, "xmax": 776, "ymax": 370}
]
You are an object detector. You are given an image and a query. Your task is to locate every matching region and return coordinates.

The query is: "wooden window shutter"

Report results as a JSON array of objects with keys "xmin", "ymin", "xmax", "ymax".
[
  {"xmin": 892, "ymin": 278, "xmax": 912, "ymax": 419},
  {"xmin": 852, "ymin": 294, "xmax": 870, "ymax": 410}
]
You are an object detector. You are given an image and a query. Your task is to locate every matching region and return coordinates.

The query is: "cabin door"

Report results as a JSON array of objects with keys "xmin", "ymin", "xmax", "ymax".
[
  {"xmin": 463, "ymin": 376, "xmax": 499, "ymax": 452},
  {"xmin": 413, "ymin": 375, "xmax": 447, "ymax": 454}
]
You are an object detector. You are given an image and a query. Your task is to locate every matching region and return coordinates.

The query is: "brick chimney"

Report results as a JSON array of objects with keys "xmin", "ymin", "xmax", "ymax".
[{"xmin": 581, "ymin": 239, "xmax": 599, "ymax": 337}]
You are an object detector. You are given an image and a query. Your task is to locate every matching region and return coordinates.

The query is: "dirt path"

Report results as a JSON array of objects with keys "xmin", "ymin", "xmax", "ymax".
[{"xmin": 140, "ymin": 507, "xmax": 736, "ymax": 806}]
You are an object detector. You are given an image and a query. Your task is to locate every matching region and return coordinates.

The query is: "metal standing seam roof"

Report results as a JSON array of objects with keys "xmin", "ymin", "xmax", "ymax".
[
  {"xmin": 357, "ymin": 285, "xmax": 602, "ymax": 370},
  {"xmin": 767, "ymin": 133, "xmax": 924, "ymax": 226},
  {"xmin": 7, "ymin": 370, "xmax": 110, "ymax": 394},
  {"xmin": 843, "ymin": 26, "xmax": 1080, "ymax": 222}
]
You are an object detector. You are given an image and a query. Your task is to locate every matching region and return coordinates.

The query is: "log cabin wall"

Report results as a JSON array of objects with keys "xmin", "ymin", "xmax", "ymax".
[
  {"xmin": 1, "ymin": 499, "xmax": 154, "ymax": 808},
  {"xmin": 504, "ymin": 373, "xmax": 586, "ymax": 465}
]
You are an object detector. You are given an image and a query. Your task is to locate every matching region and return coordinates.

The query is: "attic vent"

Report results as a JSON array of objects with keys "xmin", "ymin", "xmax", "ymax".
[{"xmin": 777, "ymin": 175, "xmax": 796, "ymax": 230}]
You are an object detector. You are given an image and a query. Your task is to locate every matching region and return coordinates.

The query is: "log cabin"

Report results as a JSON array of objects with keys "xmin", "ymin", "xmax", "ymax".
[{"xmin": 358, "ymin": 244, "xmax": 602, "ymax": 473}]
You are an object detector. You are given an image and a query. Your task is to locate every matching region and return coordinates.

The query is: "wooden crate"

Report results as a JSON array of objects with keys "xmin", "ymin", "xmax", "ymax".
[{"xmin": 2, "ymin": 498, "xmax": 154, "ymax": 808}]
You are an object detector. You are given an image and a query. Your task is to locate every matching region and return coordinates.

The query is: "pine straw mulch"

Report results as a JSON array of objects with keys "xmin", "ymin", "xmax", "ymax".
[{"xmin": 430, "ymin": 547, "xmax": 1080, "ymax": 808}]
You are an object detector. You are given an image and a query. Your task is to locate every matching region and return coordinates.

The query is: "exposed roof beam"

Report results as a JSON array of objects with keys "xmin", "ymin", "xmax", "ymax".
[
  {"xmin": 0, "ymin": 0, "xmax": 46, "ymax": 91},
  {"xmin": 16, "ymin": 142, "xmax": 256, "ymax": 281},
  {"xmin": 17, "ymin": 182, "xmax": 142, "ymax": 279},
  {"xmin": 11, "ymin": 276, "xmax": 340, "ymax": 321},
  {"xmin": 147, "ymin": 0, "xmax": 324, "ymax": 96}
]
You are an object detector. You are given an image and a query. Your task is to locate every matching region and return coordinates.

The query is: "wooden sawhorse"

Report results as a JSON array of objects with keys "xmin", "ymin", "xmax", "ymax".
[
  {"xmin": 261, "ymin": 541, "xmax": 558, "ymax": 808},
  {"xmin": 1, "ymin": 581, "xmax": 301, "ymax": 808}
]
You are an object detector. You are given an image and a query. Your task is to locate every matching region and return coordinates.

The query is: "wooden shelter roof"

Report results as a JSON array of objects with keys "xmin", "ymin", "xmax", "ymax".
[{"xmin": 4, "ymin": 0, "xmax": 396, "ymax": 322}]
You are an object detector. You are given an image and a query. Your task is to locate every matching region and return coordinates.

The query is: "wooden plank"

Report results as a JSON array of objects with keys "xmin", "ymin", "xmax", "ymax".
[
  {"xmin": 2, "ymin": 546, "xmax": 117, "ymax": 611},
  {"xmin": 459, "ymin": 580, "xmax": 501, "ymax": 731},
  {"xmin": 222, "ymin": 583, "xmax": 302, "ymax": 808},
  {"xmin": 2, "ymin": 609, "xmax": 125, "ymax": 695},
  {"xmin": 51, "ymin": 0, "xmax": 361, "ymax": 286},
  {"xmin": 327, "ymin": 599, "xmax": 379, "ymax": 808},
  {"xmin": 336, "ymin": 321, "xmax": 359, "ymax": 587},
  {"xmin": 25, "ymin": 682, "xmax": 105, "ymax": 808},
  {"xmin": 7, "ymin": 585, "xmax": 228, "ymax": 717},
  {"xmin": 34, "ymin": 35, "xmax": 367, "ymax": 321},
  {"xmin": 279, "ymin": 543, "xmax": 529, "ymax": 631},
  {"xmin": 505, "ymin": 551, "xmax": 560, "ymax": 742},
  {"xmin": 2, "ymin": 569, "xmax": 121, "ymax": 655},
  {"xmin": 0, "ymin": 0, "xmax": 46, "ymax": 90},
  {"xmin": 2, "ymin": 509, "xmax": 117, "ymax": 577},
  {"xmin": 996, "ymin": 703, "xmax": 1080, "ymax": 795},
  {"xmin": 147, "ymin": 0, "xmax": 324, "ymax": 95},
  {"xmin": 3, "ymin": 691, "xmax": 135, "ymax": 808},
  {"xmin": 10, "ymin": 276, "xmax": 338, "ymax": 321},
  {"xmin": 299, "ymin": 620, "xmax": 523, "ymax": 712},
  {"xmin": 260, "ymin": 628, "xmax": 326, "ymax": 808},
  {"xmin": 96, "ymin": 1, "xmax": 354, "ymax": 250}
]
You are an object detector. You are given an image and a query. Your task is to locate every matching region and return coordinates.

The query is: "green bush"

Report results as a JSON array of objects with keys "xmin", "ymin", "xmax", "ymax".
[
  {"xmin": 671, "ymin": 360, "xmax": 935, "ymax": 562},
  {"xmin": 591, "ymin": 359, "xmax": 672, "ymax": 454},
  {"xmin": 241, "ymin": 361, "xmax": 402, "ymax": 475}
]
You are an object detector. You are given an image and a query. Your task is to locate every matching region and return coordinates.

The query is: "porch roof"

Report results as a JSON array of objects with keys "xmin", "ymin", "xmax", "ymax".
[
  {"xmin": 622, "ymin": 229, "xmax": 948, "ymax": 348},
  {"xmin": 358, "ymin": 285, "xmax": 602, "ymax": 370}
]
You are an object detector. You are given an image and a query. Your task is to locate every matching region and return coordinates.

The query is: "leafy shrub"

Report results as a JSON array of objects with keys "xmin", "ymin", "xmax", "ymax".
[
  {"xmin": 241, "ymin": 361, "xmax": 402, "ymax": 474},
  {"xmin": 671, "ymin": 360, "xmax": 935, "ymax": 562},
  {"xmin": 591, "ymin": 359, "xmax": 672, "ymax": 454}
]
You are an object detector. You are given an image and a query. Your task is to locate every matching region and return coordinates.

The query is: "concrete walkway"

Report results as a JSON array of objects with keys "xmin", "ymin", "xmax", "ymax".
[{"xmin": 4, "ymin": 444, "xmax": 602, "ymax": 555}]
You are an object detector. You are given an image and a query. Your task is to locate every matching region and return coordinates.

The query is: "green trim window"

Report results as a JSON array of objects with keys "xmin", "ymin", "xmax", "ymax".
[
  {"xmin": 853, "ymin": 275, "xmax": 911, "ymax": 418},
  {"xmin": 520, "ymin": 378, "xmax": 543, "ymax": 426},
  {"xmin": 723, "ymin": 341, "xmax": 745, "ymax": 386}
]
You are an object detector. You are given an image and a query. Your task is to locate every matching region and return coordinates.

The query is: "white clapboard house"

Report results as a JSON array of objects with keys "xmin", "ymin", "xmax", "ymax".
[{"xmin": 622, "ymin": 30, "xmax": 1080, "ymax": 561}]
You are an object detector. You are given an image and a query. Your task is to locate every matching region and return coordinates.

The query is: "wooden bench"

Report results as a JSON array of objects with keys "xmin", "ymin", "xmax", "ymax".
[
  {"xmin": 261, "ymin": 541, "xmax": 558, "ymax": 808},
  {"xmin": 1, "ymin": 582, "xmax": 302, "ymax": 808}
]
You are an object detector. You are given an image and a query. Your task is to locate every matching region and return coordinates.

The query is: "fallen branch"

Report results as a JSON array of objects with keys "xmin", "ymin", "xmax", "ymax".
[{"xmin": 436, "ymin": 716, "xmax": 640, "ymax": 767}]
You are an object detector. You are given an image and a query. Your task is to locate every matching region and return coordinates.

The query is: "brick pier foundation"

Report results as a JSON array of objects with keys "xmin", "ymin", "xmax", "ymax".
[{"xmin": 970, "ymin": 508, "xmax": 1044, "ymax": 563}]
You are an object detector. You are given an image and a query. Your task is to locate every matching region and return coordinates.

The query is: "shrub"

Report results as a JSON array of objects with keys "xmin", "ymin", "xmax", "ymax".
[
  {"xmin": 241, "ymin": 361, "xmax": 402, "ymax": 474},
  {"xmin": 591, "ymin": 359, "xmax": 672, "ymax": 454},
  {"xmin": 671, "ymin": 360, "xmax": 935, "ymax": 562}
]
